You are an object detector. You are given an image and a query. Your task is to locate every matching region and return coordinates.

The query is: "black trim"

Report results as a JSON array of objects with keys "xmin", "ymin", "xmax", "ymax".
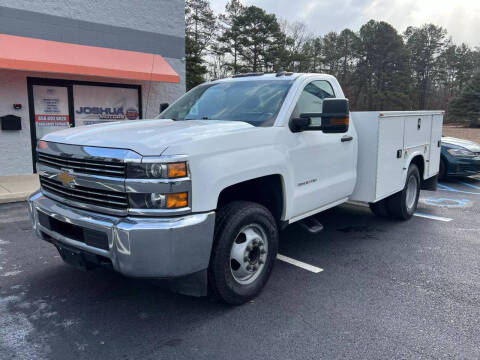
[{"xmin": 27, "ymin": 77, "xmax": 142, "ymax": 173}]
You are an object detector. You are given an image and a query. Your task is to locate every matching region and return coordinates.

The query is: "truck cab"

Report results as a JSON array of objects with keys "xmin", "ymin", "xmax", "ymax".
[{"xmin": 28, "ymin": 73, "xmax": 442, "ymax": 305}]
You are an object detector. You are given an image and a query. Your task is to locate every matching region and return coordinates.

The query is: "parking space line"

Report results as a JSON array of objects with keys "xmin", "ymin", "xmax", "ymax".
[
  {"xmin": 277, "ymin": 254, "xmax": 324, "ymax": 273},
  {"xmin": 438, "ymin": 183, "xmax": 480, "ymax": 195},
  {"xmin": 413, "ymin": 212, "xmax": 452, "ymax": 222},
  {"xmin": 460, "ymin": 181, "xmax": 480, "ymax": 191}
]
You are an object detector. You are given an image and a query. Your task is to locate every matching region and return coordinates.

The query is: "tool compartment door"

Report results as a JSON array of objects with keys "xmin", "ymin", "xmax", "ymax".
[
  {"xmin": 404, "ymin": 115, "xmax": 432, "ymax": 149},
  {"xmin": 428, "ymin": 114, "xmax": 444, "ymax": 177},
  {"xmin": 375, "ymin": 115, "xmax": 406, "ymax": 200}
]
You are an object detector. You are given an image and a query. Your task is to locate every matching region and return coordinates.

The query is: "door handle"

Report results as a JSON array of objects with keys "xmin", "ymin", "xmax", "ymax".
[{"xmin": 341, "ymin": 135, "xmax": 353, "ymax": 142}]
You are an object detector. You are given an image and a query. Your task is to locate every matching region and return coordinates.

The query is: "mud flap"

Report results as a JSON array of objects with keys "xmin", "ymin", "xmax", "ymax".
[
  {"xmin": 168, "ymin": 269, "xmax": 208, "ymax": 297},
  {"xmin": 421, "ymin": 175, "xmax": 438, "ymax": 191}
]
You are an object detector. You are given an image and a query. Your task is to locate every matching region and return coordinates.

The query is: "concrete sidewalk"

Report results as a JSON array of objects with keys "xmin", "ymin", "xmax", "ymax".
[{"xmin": 0, "ymin": 174, "xmax": 39, "ymax": 204}]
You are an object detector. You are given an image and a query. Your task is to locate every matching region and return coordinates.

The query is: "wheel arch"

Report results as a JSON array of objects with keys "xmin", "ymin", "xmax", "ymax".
[
  {"xmin": 216, "ymin": 174, "xmax": 286, "ymax": 224},
  {"xmin": 409, "ymin": 154, "xmax": 425, "ymax": 180}
]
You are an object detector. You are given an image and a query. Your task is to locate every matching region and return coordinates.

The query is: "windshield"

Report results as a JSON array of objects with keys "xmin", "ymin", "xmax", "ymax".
[{"xmin": 157, "ymin": 80, "xmax": 293, "ymax": 126}]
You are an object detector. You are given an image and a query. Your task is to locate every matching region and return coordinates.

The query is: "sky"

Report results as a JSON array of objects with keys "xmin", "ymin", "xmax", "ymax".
[{"xmin": 210, "ymin": 0, "xmax": 480, "ymax": 47}]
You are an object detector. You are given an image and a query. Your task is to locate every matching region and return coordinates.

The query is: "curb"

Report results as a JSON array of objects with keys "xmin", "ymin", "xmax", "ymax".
[{"xmin": 0, "ymin": 192, "xmax": 31, "ymax": 204}]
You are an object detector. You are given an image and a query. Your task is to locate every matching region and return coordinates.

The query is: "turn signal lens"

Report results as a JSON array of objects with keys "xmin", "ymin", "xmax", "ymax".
[
  {"xmin": 330, "ymin": 117, "xmax": 349, "ymax": 126},
  {"xmin": 166, "ymin": 192, "xmax": 188, "ymax": 208},
  {"xmin": 38, "ymin": 140, "xmax": 48, "ymax": 149},
  {"xmin": 167, "ymin": 162, "xmax": 187, "ymax": 178}
]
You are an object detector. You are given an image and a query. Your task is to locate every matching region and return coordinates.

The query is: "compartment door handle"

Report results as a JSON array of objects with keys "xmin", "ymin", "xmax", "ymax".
[{"xmin": 341, "ymin": 135, "xmax": 353, "ymax": 142}]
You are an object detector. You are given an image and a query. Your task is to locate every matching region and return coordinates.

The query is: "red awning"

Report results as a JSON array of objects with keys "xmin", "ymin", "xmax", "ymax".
[{"xmin": 0, "ymin": 34, "xmax": 179, "ymax": 83}]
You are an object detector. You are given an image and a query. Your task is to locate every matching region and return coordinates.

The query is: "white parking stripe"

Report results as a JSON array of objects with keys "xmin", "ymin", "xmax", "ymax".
[
  {"xmin": 413, "ymin": 212, "xmax": 452, "ymax": 222},
  {"xmin": 277, "ymin": 254, "xmax": 324, "ymax": 273}
]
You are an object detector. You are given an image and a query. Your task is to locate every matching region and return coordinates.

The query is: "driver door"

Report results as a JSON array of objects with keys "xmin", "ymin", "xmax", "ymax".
[{"xmin": 288, "ymin": 80, "xmax": 357, "ymax": 220}]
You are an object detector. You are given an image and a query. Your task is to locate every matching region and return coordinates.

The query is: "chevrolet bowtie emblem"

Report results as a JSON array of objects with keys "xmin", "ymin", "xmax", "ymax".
[{"xmin": 57, "ymin": 171, "xmax": 75, "ymax": 187}]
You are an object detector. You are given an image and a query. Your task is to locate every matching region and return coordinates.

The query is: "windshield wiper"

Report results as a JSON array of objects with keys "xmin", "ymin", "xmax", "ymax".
[{"xmin": 185, "ymin": 116, "xmax": 209, "ymax": 120}]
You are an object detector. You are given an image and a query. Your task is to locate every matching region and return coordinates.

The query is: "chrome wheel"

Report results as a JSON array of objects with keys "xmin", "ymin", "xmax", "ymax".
[
  {"xmin": 405, "ymin": 175, "xmax": 418, "ymax": 211},
  {"xmin": 230, "ymin": 224, "xmax": 268, "ymax": 285}
]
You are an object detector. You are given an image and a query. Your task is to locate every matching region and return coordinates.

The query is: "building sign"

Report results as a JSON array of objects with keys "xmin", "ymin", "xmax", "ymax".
[
  {"xmin": 32, "ymin": 85, "xmax": 70, "ymax": 141},
  {"xmin": 73, "ymin": 85, "xmax": 139, "ymax": 126}
]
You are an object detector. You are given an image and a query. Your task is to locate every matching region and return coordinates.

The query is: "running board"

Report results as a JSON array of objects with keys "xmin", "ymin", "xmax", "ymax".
[{"xmin": 299, "ymin": 217, "xmax": 324, "ymax": 234}]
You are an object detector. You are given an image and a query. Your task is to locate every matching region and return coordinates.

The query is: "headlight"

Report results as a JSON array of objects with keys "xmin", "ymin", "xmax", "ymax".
[
  {"xmin": 129, "ymin": 192, "xmax": 188, "ymax": 209},
  {"xmin": 126, "ymin": 162, "xmax": 187, "ymax": 179},
  {"xmin": 447, "ymin": 148, "xmax": 476, "ymax": 157}
]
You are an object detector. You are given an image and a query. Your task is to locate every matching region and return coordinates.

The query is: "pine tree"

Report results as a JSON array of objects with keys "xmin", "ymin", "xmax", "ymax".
[
  {"xmin": 404, "ymin": 24, "xmax": 448, "ymax": 109},
  {"xmin": 354, "ymin": 20, "xmax": 411, "ymax": 110},
  {"xmin": 234, "ymin": 6, "xmax": 285, "ymax": 73},
  {"xmin": 216, "ymin": 0, "xmax": 245, "ymax": 74},
  {"xmin": 448, "ymin": 71, "xmax": 480, "ymax": 126},
  {"xmin": 185, "ymin": 0, "xmax": 216, "ymax": 89}
]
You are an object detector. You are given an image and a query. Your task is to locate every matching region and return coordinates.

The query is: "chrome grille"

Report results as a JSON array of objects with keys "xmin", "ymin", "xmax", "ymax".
[
  {"xmin": 37, "ymin": 152, "xmax": 125, "ymax": 178},
  {"xmin": 40, "ymin": 176, "xmax": 128, "ymax": 210}
]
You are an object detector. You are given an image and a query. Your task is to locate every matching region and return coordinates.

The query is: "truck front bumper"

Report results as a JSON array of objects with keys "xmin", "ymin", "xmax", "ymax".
[{"xmin": 27, "ymin": 191, "xmax": 215, "ymax": 278}]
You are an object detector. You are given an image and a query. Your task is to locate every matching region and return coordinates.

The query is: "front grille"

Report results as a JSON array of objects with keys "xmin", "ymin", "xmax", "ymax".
[
  {"xmin": 37, "ymin": 152, "xmax": 125, "ymax": 178},
  {"xmin": 40, "ymin": 176, "xmax": 128, "ymax": 210}
]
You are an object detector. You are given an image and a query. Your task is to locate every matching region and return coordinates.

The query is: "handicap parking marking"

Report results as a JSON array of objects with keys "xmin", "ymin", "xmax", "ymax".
[
  {"xmin": 419, "ymin": 197, "xmax": 471, "ymax": 209},
  {"xmin": 277, "ymin": 254, "xmax": 324, "ymax": 273},
  {"xmin": 413, "ymin": 212, "xmax": 452, "ymax": 222}
]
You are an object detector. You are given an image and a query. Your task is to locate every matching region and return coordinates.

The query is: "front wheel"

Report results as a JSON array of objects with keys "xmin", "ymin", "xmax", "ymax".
[
  {"xmin": 387, "ymin": 164, "xmax": 421, "ymax": 220},
  {"xmin": 208, "ymin": 201, "xmax": 278, "ymax": 305}
]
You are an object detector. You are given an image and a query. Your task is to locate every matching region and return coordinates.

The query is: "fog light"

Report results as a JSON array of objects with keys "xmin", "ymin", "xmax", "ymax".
[{"xmin": 166, "ymin": 192, "xmax": 188, "ymax": 208}]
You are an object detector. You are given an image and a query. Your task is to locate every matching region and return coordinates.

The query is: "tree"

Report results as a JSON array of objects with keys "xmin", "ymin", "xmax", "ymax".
[
  {"xmin": 404, "ymin": 24, "xmax": 448, "ymax": 109},
  {"xmin": 235, "ymin": 6, "xmax": 285, "ymax": 72},
  {"xmin": 448, "ymin": 71, "xmax": 480, "ymax": 126},
  {"xmin": 185, "ymin": 0, "xmax": 216, "ymax": 89},
  {"xmin": 216, "ymin": 0, "xmax": 245, "ymax": 74},
  {"xmin": 353, "ymin": 20, "xmax": 411, "ymax": 110},
  {"xmin": 282, "ymin": 21, "xmax": 312, "ymax": 72}
]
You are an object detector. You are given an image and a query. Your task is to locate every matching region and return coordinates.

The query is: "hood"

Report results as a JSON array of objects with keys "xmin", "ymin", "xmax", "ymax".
[
  {"xmin": 442, "ymin": 136, "xmax": 480, "ymax": 153},
  {"xmin": 42, "ymin": 119, "xmax": 255, "ymax": 155}
]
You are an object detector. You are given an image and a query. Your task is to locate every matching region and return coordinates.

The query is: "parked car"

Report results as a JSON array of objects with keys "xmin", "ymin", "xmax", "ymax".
[
  {"xmin": 28, "ymin": 73, "xmax": 443, "ymax": 305},
  {"xmin": 440, "ymin": 137, "xmax": 480, "ymax": 179}
]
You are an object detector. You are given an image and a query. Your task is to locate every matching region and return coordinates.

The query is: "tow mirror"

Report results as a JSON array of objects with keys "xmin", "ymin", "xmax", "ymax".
[
  {"xmin": 320, "ymin": 98, "xmax": 349, "ymax": 133},
  {"xmin": 289, "ymin": 117, "xmax": 311, "ymax": 132},
  {"xmin": 159, "ymin": 103, "xmax": 169, "ymax": 113},
  {"xmin": 290, "ymin": 99, "xmax": 350, "ymax": 133}
]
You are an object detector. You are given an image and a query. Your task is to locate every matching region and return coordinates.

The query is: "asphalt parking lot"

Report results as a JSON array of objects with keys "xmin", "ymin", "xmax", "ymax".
[{"xmin": 1, "ymin": 176, "xmax": 479, "ymax": 360}]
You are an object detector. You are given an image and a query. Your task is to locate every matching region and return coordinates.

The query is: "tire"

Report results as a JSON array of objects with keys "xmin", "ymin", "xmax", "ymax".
[
  {"xmin": 387, "ymin": 164, "xmax": 421, "ymax": 220},
  {"xmin": 208, "ymin": 201, "xmax": 278, "ymax": 305},
  {"xmin": 438, "ymin": 158, "xmax": 446, "ymax": 180},
  {"xmin": 369, "ymin": 199, "xmax": 390, "ymax": 217}
]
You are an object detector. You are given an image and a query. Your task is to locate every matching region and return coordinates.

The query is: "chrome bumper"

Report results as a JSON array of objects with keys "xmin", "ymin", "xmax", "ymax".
[{"xmin": 27, "ymin": 191, "xmax": 215, "ymax": 278}]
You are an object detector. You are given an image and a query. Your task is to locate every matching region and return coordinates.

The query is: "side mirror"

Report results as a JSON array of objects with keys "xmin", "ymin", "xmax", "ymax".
[
  {"xmin": 320, "ymin": 98, "xmax": 349, "ymax": 133},
  {"xmin": 289, "ymin": 117, "xmax": 311, "ymax": 133},
  {"xmin": 159, "ymin": 103, "xmax": 169, "ymax": 113},
  {"xmin": 290, "ymin": 99, "xmax": 349, "ymax": 133}
]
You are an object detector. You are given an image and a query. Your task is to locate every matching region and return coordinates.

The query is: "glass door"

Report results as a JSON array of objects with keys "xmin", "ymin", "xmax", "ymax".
[{"xmin": 32, "ymin": 85, "xmax": 73, "ymax": 142}]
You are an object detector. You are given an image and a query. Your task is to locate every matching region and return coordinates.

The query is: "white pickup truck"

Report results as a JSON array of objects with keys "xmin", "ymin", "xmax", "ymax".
[{"xmin": 28, "ymin": 73, "xmax": 443, "ymax": 304}]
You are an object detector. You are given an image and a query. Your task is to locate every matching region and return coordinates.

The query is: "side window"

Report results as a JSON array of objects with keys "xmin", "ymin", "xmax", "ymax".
[{"xmin": 292, "ymin": 80, "xmax": 335, "ymax": 126}]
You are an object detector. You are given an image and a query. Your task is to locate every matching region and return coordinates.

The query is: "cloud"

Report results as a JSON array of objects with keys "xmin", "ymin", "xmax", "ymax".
[{"xmin": 210, "ymin": 0, "xmax": 480, "ymax": 46}]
